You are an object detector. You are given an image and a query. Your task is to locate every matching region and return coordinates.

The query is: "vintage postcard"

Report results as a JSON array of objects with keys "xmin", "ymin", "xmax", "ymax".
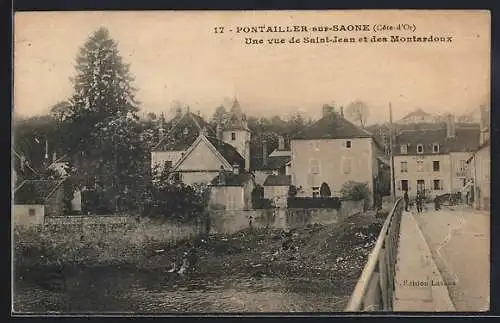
[{"xmin": 12, "ymin": 10, "xmax": 490, "ymax": 314}]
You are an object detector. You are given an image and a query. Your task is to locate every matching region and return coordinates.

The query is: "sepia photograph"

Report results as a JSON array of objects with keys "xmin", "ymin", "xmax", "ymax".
[{"xmin": 12, "ymin": 10, "xmax": 490, "ymax": 314}]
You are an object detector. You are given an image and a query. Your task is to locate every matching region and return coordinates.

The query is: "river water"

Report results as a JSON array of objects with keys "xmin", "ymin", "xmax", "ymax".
[{"xmin": 13, "ymin": 265, "xmax": 352, "ymax": 313}]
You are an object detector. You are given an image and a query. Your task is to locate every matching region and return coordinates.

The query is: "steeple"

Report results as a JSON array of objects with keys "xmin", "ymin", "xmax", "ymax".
[{"xmin": 224, "ymin": 98, "xmax": 249, "ymax": 131}]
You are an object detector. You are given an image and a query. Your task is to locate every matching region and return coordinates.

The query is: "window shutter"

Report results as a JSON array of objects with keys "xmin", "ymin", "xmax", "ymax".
[
  {"xmin": 440, "ymin": 180, "xmax": 444, "ymax": 190},
  {"xmin": 397, "ymin": 181, "xmax": 401, "ymax": 190}
]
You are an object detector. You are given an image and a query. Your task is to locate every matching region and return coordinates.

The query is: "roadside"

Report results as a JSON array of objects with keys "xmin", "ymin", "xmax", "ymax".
[{"xmin": 413, "ymin": 205, "xmax": 490, "ymax": 311}]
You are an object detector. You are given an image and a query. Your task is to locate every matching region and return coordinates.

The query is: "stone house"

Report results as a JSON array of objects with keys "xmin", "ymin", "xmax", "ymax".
[
  {"xmin": 290, "ymin": 107, "xmax": 387, "ymax": 204},
  {"xmin": 13, "ymin": 179, "xmax": 65, "ymax": 226},
  {"xmin": 467, "ymin": 105, "xmax": 490, "ymax": 211},
  {"xmin": 393, "ymin": 114, "xmax": 480, "ymax": 199},
  {"xmin": 252, "ymin": 136, "xmax": 291, "ymax": 185},
  {"xmin": 209, "ymin": 168, "xmax": 255, "ymax": 211},
  {"xmin": 151, "ymin": 99, "xmax": 251, "ymax": 186}
]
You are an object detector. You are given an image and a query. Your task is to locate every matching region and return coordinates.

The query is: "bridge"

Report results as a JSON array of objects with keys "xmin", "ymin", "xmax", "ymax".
[{"xmin": 345, "ymin": 198, "xmax": 489, "ymax": 312}]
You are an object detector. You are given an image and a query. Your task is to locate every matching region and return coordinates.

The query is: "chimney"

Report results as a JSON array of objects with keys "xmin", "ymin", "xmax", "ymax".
[
  {"xmin": 340, "ymin": 106, "xmax": 344, "ymax": 118},
  {"xmin": 262, "ymin": 140, "xmax": 268, "ymax": 167},
  {"xmin": 216, "ymin": 123, "xmax": 223, "ymax": 140},
  {"xmin": 446, "ymin": 114, "xmax": 455, "ymax": 138},
  {"xmin": 233, "ymin": 164, "xmax": 240, "ymax": 175},
  {"xmin": 278, "ymin": 136, "xmax": 285, "ymax": 150},
  {"xmin": 322, "ymin": 104, "xmax": 334, "ymax": 117}
]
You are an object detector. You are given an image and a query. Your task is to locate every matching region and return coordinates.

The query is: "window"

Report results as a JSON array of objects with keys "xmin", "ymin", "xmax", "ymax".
[
  {"xmin": 417, "ymin": 161, "xmax": 424, "ymax": 172},
  {"xmin": 400, "ymin": 145, "xmax": 408, "ymax": 154},
  {"xmin": 231, "ymin": 132, "xmax": 236, "ymax": 140},
  {"xmin": 433, "ymin": 144, "xmax": 440, "ymax": 153},
  {"xmin": 400, "ymin": 180, "xmax": 409, "ymax": 191},
  {"xmin": 417, "ymin": 144, "xmax": 424, "ymax": 154},
  {"xmin": 310, "ymin": 159, "xmax": 320, "ymax": 174},
  {"xmin": 342, "ymin": 157, "xmax": 352, "ymax": 174},
  {"xmin": 400, "ymin": 161, "xmax": 408, "ymax": 173},
  {"xmin": 417, "ymin": 180, "xmax": 425, "ymax": 193},
  {"xmin": 312, "ymin": 186, "xmax": 320, "ymax": 198},
  {"xmin": 28, "ymin": 208, "xmax": 36, "ymax": 216},
  {"xmin": 433, "ymin": 180, "xmax": 443, "ymax": 190},
  {"xmin": 458, "ymin": 160, "xmax": 467, "ymax": 172},
  {"xmin": 310, "ymin": 141, "xmax": 320, "ymax": 150},
  {"xmin": 346, "ymin": 140, "xmax": 351, "ymax": 148},
  {"xmin": 433, "ymin": 161, "xmax": 440, "ymax": 172}
]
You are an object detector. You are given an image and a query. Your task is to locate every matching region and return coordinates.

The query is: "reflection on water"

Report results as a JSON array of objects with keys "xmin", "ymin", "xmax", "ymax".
[{"xmin": 14, "ymin": 266, "xmax": 350, "ymax": 313}]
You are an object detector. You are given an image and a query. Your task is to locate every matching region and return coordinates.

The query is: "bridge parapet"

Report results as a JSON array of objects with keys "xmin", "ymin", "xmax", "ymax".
[{"xmin": 345, "ymin": 198, "xmax": 404, "ymax": 311}]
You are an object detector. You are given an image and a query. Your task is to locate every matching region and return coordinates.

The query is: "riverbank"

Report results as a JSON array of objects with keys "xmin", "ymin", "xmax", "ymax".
[{"xmin": 14, "ymin": 212, "xmax": 383, "ymax": 313}]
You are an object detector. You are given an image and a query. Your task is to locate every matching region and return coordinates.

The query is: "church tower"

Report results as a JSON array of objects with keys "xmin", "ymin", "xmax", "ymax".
[{"xmin": 222, "ymin": 98, "xmax": 251, "ymax": 171}]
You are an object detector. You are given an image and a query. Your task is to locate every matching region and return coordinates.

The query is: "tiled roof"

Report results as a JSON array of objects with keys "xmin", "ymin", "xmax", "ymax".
[
  {"xmin": 14, "ymin": 180, "xmax": 64, "ymax": 204},
  {"xmin": 211, "ymin": 171, "xmax": 254, "ymax": 187},
  {"xmin": 205, "ymin": 136, "xmax": 246, "ymax": 169},
  {"xmin": 263, "ymin": 174, "xmax": 291, "ymax": 186},
  {"xmin": 393, "ymin": 126, "xmax": 480, "ymax": 155},
  {"xmin": 153, "ymin": 112, "xmax": 214, "ymax": 151},
  {"xmin": 291, "ymin": 112, "xmax": 371, "ymax": 140},
  {"xmin": 253, "ymin": 155, "xmax": 291, "ymax": 171},
  {"xmin": 400, "ymin": 108, "xmax": 432, "ymax": 119}
]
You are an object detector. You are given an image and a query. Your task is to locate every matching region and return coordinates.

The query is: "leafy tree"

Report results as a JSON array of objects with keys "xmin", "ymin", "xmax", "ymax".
[
  {"xmin": 51, "ymin": 27, "xmax": 146, "ymax": 212},
  {"xmin": 59, "ymin": 27, "xmax": 139, "ymax": 158},
  {"xmin": 346, "ymin": 100, "xmax": 370, "ymax": 128},
  {"xmin": 320, "ymin": 182, "xmax": 332, "ymax": 197},
  {"xmin": 149, "ymin": 165, "xmax": 210, "ymax": 222},
  {"xmin": 340, "ymin": 181, "xmax": 371, "ymax": 201}
]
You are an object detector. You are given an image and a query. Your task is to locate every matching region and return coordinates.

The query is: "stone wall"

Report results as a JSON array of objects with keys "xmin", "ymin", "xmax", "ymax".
[
  {"xmin": 14, "ymin": 215, "xmax": 204, "ymax": 268},
  {"xmin": 209, "ymin": 200, "xmax": 364, "ymax": 234}
]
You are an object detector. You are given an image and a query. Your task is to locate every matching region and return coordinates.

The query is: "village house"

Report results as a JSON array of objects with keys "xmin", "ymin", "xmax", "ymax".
[
  {"xmin": 251, "ymin": 135, "xmax": 291, "ymax": 185},
  {"xmin": 13, "ymin": 180, "xmax": 65, "ymax": 226},
  {"xmin": 396, "ymin": 108, "xmax": 437, "ymax": 125},
  {"xmin": 467, "ymin": 105, "xmax": 490, "ymax": 211},
  {"xmin": 289, "ymin": 106, "xmax": 388, "ymax": 204},
  {"xmin": 151, "ymin": 99, "xmax": 257, "ymax": 210},
  {"xmin": 151, "ymin": 99, "xmax": 251, "ymax": 186},
  {"xmin": 393, "ymin": 114, "xmax": 480, "ymax": 199},
  {"xmin": 209, "ymin": 167, "xmax": 255, "ymax": 210}
]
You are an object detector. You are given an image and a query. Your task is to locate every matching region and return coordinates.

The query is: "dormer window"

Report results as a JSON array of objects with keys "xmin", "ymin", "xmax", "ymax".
[
  {"xmin": 417, "ymin": 144, "xmax": 424, "ymax": 154},
  {"xmin": 433, "ymin": 144, "xmax": 440, "ymax": 153},
  {"xmin": 400, "ymin": 144, "xmax": 408, "ymax": 154}
]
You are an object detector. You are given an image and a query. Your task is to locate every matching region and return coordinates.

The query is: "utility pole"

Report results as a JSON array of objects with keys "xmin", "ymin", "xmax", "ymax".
[{"xmin": 389, "ymin": 103, "xmax": 396, "ymax": 200}]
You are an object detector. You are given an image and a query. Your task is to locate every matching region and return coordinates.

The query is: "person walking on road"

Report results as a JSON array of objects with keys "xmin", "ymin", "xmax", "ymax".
[
  {"xmin": 416, "ymin": 192, "xmax": 423, "ymax": 214},
  {"xmin": 403, "ymin": 190, "xmax": 410, "ymax": 212}
]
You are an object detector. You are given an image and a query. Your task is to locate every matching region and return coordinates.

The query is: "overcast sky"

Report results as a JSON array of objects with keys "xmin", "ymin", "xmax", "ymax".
[{"xmin": 14, "ymin": 10, "xmax": 490, "ymax": 124}]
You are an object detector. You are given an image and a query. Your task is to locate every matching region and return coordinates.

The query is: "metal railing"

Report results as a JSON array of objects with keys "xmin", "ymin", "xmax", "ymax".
[{"xmin": 345, "ymin": 198, "xmax": 404, "ymax": 311}]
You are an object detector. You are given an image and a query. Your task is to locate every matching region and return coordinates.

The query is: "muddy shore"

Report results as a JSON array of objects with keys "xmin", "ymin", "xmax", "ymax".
[{"xmin": 14, "ymin": 213, "xmax": 384, "ymax": 313}]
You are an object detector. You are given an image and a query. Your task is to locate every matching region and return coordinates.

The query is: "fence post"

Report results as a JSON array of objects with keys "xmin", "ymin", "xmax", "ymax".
[
  {"xmin": 362, "ymin": 272, "xmax": 381, "ymax": 311},
  {"xmin": 378, "ymin": 248, "xmax": 388, "ymax": 310}
]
